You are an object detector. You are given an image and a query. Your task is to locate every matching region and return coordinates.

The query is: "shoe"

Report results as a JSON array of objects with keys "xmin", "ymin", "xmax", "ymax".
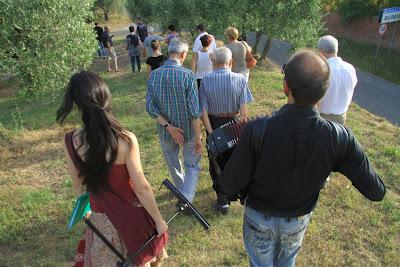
[{"xmin": 213, "ymin": 201, "xmax": 230, "ymax": 215}]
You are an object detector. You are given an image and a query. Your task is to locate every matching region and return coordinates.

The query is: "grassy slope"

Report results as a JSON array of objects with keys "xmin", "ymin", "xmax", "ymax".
[
  {"xmin": 0, "ymin": 40, "xmax": 399, "ymax": 266},
  {"xmin": 339, "ymin": 37, "xmax": 400, "ymax": 85}
]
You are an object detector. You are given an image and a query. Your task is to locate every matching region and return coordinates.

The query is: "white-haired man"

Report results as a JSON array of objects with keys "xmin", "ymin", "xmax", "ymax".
[
  {"xmin": 146, "ymin": 38, "xmax": 202, "ymax": 203},
  {"xmin": 143, "ymin": 26, "xmax": 164, "ymax": 58},
  {"xmin": 318, "ymin": 35, "xmax": 358, "ymax": 125},
  {"xmin": 200, "ymin": 47, "xmax": 254, "ymax": 214}
]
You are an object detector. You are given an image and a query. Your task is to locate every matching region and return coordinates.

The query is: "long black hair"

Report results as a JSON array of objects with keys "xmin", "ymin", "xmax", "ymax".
[{"xmin": 57, "ymin": 71, "xmax": 131, "ymax": 193}]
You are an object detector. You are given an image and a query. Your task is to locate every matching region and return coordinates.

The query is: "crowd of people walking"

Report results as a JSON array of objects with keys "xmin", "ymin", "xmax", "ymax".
[{"xmin": 61, "ymin": 18, "xmax": 387, "ymax": 267}]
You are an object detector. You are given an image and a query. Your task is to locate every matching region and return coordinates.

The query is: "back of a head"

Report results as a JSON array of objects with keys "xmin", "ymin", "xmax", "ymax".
[
  {"xmin": 200, "ymin": 34, "xmax": 212, "ymax": 48},
  {"xmin": 168, "ymin": 24, "xmax": 176, "ymax": 32},
  {"xmin": 225, "ymin": 27, "xmax": 239, "ymax": 41},
  {"xmin": 129, "ymin": 25, "xmax": 135, "ymax": 33},
  {"xmin": 104, "ymin": 25, "xmax": 110, "ymax": 32},
  {"xmin": 284, "ymin": 50, "xmax": 330, "ymax": 106},
  {"xmin": 214, "ymin": 47, "xmax": 232, "ymax": 65},
  {"xmin": 56, "ymin": 71, "xmax": 127, "ymax": 193},
  {"xmin": 151, "ymin": 40, "xmax": 160, "ymax": 51},
  {"xmin": 318, "ymin": 35, "xmax": 338, "ymax": 54},
  {"xmin": 148, "ymin": 26, "xmax": 154, "ymax": 34},
  {"xmin": 95, "ymin": 22, "xmax": 99, "ymax": 26},
  {"xmin": 197, "ymin": 23, "xmax": 206, "ymax": 32},
  {"xmin": 168, "ymin": 38, "xmax": 188, "ymax": 55}
]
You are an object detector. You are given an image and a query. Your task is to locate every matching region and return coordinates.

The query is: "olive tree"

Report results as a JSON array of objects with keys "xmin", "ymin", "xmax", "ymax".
[
  {"xmin": 0, "ymin": 0, "xmax": 97, "ymax": 96},
  {"xmin": 127, "ymin": 0, "xmax": 325, "ymax": 58}
]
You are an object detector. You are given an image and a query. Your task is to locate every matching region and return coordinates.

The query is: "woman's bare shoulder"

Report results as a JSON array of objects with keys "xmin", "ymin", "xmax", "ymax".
[{"xmin": 118, "ymin": 131, "xmax": 138, "ymax": 152}]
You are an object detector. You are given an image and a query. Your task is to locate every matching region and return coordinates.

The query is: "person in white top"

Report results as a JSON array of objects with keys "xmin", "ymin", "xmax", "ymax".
[
  {"xmin": 191, "ymin": 34, "xmax": 214, "ymax": 88},
  {"xmin": 192, "ymin": 24, "xmax": 217, "ymax": 53},
  {"xmin": 317, "ymin": 35, "xmax": 358, "ymax": 125}
]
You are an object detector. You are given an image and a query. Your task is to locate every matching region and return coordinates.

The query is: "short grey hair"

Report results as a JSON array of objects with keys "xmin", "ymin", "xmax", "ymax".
[
  {"xmin": 148, "ymin": 26, "xmax": 154, "ymax": 34},
  {"xmin": 168, "ymin": 38, "xmax": 189, "ymax": 54},
  {"xmin": 318, "ymin": 35, "xmax": 338, "ymax": 54},
  {"xmin": 214, "ymin": 47, "xmax": 232, "ymax": 64}
]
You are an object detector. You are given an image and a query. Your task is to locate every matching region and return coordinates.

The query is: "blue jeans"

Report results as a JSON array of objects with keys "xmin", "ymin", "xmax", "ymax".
[
  {"xmin": 243, "ymin": 204, "xmax": 312, "ymax": 267},
  {"xmin": 160, "ymin": 137, "xmax": 201, "ymax": 202},
  {"xmin": 130, "ymin": 55, "xmax": 141, "ymax": 72}
]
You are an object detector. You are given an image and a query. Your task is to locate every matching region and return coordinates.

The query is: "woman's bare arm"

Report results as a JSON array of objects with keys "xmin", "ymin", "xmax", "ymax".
[{"xmin": 125, "ymin": 133, "xmax": 168, "ymax": 236}]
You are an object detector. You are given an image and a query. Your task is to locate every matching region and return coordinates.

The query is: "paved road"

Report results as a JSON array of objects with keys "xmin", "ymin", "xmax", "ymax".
[{"xmin": 267, "ymin": 40, "xmax": 400, "ymax": 126}]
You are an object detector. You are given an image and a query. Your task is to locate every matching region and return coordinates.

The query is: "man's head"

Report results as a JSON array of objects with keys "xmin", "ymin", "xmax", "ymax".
[
  {"xmin": 136, "ymin": 17, "xmax": 143, "ymax": 24},
  {"xmin": 318, "ymin": 35, "xmax": 338, "ymax": 58},
  {"xmin": 283, "ymin": 50, "xmax": 330, "ymax": 106},
  {"xmin": 197, "ymin": 23, "xmax": 206, "ymax": 33},
  {"xmin": 213, "ymin": 47, "xmax": 232, "ymax": 69},
  {"xmin": 129, "ymin": 26, "xmax": 135, "ymax": 33},
  {"xmin": 168, "ymin": 38, "xmax": 189, "ymax": 63},
  {"xmin": 104, "ymin": 25, "xmax": 110, "ymax": 32},
  {"xmin": 148, "ymin": 26, "xmax": 155, "ymax": 35},
  {"xmin": 95, "ymin": 22, "xmax": 99, "ymax": 26}
]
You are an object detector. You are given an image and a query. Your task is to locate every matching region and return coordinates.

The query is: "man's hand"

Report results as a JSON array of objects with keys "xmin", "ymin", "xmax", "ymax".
[
  {"xmin": 166, "ymin": 125, "xmax": 184, "ymax": 145},
  {"xmin": 194, "ymin": 135, "xmax": 202, "ymax": 155},
  {"xmin": 240, "ymin": 116, "xmax": 248, "ymax": 123}
]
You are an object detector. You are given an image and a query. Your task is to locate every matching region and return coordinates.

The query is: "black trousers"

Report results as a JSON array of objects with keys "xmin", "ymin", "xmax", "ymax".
[{"xmin": 207, "ymin": 115, "xmax": 236, "ymax": 205}]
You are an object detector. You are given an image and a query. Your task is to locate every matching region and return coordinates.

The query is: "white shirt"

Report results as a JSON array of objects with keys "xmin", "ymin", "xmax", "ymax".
[
  {"xmin": 195, "ymin": 50, "xmax": 213, "ymax": 79},
  {"xmin": 192, "ymin": 32, "xmax": 217, "ymax": 52},
  {"xmin": 319, "ymin": 57, "xmax": 358, "ymax": 115}
]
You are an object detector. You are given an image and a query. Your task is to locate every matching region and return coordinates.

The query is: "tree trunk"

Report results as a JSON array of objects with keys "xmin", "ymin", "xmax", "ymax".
[
  {"xmin": 252, "ymin": 31, "xmax": 262, "ymax": 53},
  {"xmin": 104, "ymin": 11, "xmax": 109, "ymax": 21},
  {"xmin": 260, "ymin": 37, "xmax": 272, "ymax": 60}
]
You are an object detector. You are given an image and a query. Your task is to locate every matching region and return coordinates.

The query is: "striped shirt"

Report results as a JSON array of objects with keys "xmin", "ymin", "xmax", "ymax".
[
  {"xmin": 146, "ymin": 59, "xmax": 201, "ymax": 142},
  {"xmin": 199, "ymin": 68, "xmax": 254, "ymax": 115}
]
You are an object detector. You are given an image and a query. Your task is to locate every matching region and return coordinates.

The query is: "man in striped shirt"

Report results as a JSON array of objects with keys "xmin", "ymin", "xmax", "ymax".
[
  {"xmin": 199, "ymin": 47, "xmax": 254, "ymax": 214},
  {"xmin": 146, "ymin": 38, "xmax": 203, "ymax": 203}
]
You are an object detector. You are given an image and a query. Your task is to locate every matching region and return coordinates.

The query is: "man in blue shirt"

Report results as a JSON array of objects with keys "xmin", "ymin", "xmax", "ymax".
[
  {"xmin": 200, "ymin": 47, "xmax": 253, "ymax": 214},
  {"xmin": 146, "ymin": 38, "xmax": 202, "ymax": 203}
]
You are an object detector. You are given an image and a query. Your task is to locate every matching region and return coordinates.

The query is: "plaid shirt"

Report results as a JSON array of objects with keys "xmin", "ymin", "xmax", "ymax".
[{"xmin": 146, "ymin": 59, "xmax": 201, "ymax": 142}]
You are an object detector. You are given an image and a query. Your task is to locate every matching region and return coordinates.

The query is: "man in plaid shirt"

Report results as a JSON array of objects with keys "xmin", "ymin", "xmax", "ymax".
[{"xmin": 146, "ymin": 38, "xmax": 203, "ymax": 203}]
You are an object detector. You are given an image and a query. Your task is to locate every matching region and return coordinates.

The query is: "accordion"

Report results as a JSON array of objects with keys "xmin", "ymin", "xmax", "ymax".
[{"xmin": 206, "ymin": 118, "xmax": 247, "ymax": 158}]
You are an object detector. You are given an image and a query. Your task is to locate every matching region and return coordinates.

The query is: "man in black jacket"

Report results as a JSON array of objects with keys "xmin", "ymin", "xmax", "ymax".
[{"xmin": 218, "ymin": 49, "xmax": 386, "ymax": 267}]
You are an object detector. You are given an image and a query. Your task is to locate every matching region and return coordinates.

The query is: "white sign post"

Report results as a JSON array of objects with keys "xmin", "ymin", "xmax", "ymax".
[
  {"xmin": 379, "ymin": 7, "xmax": 400, "ymax": 24},
  {"xmin": 377, "ymin": 6, "xmax": 400, "ymax": 54},
  {"xmin": 379, "ymin": 24, "xmax": 388, "ymax": 35}
]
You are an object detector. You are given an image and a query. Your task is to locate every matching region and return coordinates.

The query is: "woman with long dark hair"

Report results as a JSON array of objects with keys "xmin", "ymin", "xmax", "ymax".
[{"xmin": 57, "ymin": 71, "xmax": 168, "ymax": 266}]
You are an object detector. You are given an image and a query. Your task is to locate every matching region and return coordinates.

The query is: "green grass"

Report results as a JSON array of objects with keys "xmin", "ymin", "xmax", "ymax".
[
  {"xmin": 339, "ymin": 37, "xmax": 400, "ymax": 84},
  {"xmin": 0, "ymin": 40, "xmax": 399, "ymax": 266}
]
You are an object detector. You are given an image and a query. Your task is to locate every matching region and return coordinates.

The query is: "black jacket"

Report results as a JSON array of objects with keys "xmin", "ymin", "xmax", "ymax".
[{"xmin": 218, "ymin": 104, "xmax": 386, "ymax": 217}]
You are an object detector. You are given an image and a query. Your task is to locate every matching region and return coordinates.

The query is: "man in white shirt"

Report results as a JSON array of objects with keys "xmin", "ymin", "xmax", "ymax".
[
  {"xmin": 193, "ymin": 24, "xmax": 217, "ymax": 52},
  {"xmin": 317, "ymin": 35, "xmax": 358, "ymax": 125}
]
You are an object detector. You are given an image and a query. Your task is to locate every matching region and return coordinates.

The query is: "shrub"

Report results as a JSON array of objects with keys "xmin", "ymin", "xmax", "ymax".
[
  {"xmin": 0, "ymin": 0, "xmax": 97, "ymax": 97},
  {"xmin": 336, "ymin": 0, "xmax": 400, "ymax": 22}
]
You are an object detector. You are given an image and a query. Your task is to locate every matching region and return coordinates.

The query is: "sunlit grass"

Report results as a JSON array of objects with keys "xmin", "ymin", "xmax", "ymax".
[{"xmin": 0, "ymin": 40, "xmax": 399, "ymax": 266}]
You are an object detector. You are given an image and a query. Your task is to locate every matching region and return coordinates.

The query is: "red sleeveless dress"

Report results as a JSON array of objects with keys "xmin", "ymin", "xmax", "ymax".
[{"xmin": 65, "ymin": 131, "xmax": 168, "ymax": 266}]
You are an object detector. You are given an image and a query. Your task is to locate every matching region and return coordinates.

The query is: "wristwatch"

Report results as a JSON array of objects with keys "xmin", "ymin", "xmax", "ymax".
[{"xmin": 163, "ymin": 122, "xmax": 170, "ymax": 128}]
